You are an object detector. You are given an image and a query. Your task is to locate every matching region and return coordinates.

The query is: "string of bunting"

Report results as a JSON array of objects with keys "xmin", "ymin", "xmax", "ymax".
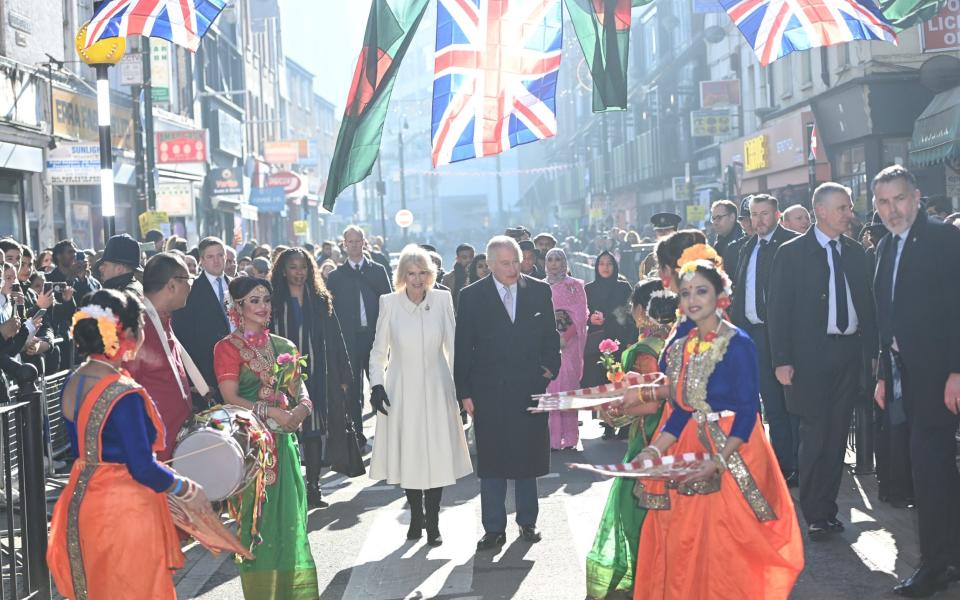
[{"xmin": 407, "ymin": 164, "xmax": 576, "ymax": 178}]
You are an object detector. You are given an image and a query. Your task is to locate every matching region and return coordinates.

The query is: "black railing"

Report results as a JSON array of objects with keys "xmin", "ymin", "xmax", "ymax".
[{"xmin": 1, "ymin": 363, "xmax": 51, "ymax": 600}]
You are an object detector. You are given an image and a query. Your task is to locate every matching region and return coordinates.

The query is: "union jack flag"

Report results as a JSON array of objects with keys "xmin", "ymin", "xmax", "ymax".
[
  {"xmin": 84, "ymin": 0, "xmax": 227, "ymax": 53},
  {"xmin": 719, "ymin": 0, "xmax": 897, "ymax": 67},
  {"xmin": 431, "ymin": 0, "xmax": 562, "ymax": 166}
]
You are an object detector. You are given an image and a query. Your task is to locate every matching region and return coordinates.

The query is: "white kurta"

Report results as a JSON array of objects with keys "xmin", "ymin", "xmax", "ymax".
[{"xmin": 368, "ymin": 288, "xmax": 473, "ymax": 489}]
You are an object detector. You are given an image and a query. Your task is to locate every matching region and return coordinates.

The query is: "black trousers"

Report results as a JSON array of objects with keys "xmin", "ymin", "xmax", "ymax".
[
  {"xmin": 302, "ymin": 434, "xmax": 324, "ymax": 489},
  {"xmin": 875, "ymin": 375, "xmax": 914, "ymax": 502},
  {"xmin": 797, "ymin": 335, "xmax": 860, "ymax": 524},
  {"xmin": 349, "ymin": 329, "xmax": 374, "ymax": 439},
  {"xmin": 744, "ymin": 323, "xmax": 799, "ymax": 474},
  {"xmin": 902, "ymin": 365, "xmax": 960, "ymax": 567}
]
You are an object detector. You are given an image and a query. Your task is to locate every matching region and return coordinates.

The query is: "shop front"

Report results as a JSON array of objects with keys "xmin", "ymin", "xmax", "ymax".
[
  {"xmin": 812, "ymin": 76, "xmax": 936, "ymax": 215},
  {"xmin": 909, "ymin": 84, "xmax": 960, "ymax": 212},
  {"xmin": 721, "ymin": 109, "xmax": 831, "ymax": 210}
]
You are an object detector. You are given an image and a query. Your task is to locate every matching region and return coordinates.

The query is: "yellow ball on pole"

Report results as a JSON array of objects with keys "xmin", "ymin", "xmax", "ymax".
[{"xmin": 75, "ymin": 22, "xmax": 126, "ymax": 66}]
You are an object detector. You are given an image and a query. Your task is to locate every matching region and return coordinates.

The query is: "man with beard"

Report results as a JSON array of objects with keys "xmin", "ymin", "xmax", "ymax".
[{"xmin": 441, "ymin": 243, "xmax": 475, "ymax": 307}]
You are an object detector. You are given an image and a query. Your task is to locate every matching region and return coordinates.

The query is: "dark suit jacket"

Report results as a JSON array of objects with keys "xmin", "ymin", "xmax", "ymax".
[
  {"xmin": 767, "ymin": 227, "xmax": 877, "ymax": 416},
  {"xmin": 730, "ymin": 225, "xmax": 797, "ymax": 328},
  {"xmin": 873, "ymin": 216, "xmax": 960, "ymax": 424},
  {"xmin": 453, "ymin": 274, "xmax": 561, "ymax": 479},
  {"xmin": 714, "ymin": 222, "xmax": 745, "ymax": 276},
  {"xmin": 172, "ymin": 272, "xmax": 231, "ymax": 395},
  {"xmin": 326, "ymin": 259, "xmax": 392, "ymax": 358}
]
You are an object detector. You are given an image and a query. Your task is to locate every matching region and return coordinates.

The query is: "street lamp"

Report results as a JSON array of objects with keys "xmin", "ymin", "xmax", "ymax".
[
  {"xmin": 76, "ymin": 23, "xmax": 126, "ymax": 246},
  {"xmin": 398, "ymin": 118, "xmax": 409, "ymax": 244}
]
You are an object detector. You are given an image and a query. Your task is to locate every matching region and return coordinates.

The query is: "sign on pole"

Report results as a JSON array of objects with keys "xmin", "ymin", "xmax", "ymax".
[{"xmin": 395, "ymin": 209, "xmax": 414, "ymax": 228}]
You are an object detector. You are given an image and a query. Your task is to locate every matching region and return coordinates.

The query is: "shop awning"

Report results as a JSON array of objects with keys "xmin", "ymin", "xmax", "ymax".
[{"xmin": 910, "ymin": 86, "xmax": 960, "ymax": 167}]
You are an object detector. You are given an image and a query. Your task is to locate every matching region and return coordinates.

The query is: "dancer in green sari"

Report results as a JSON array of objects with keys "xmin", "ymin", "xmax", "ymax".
[
  {"xmin": 214, "ymin": 277, "xmax": 319, "ymax": 600},
  {"xmin": 585, "ymin": 280, "xmax": 678, "ymax": 599}
]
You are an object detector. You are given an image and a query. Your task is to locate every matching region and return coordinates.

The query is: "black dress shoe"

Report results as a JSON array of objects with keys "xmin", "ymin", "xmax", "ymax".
[
  {"xmin": 476, "ymin": 532, "xmax": 506, "ymax": 551},
  {"xmin": 894, "ymin": 564, "xmax": 949, "ymax": 597},
  {"xmin": 307, "ymin": 487, "xmax": 329, "ymax": 509},
  {"xmin": 518, "ymin": 525, "xmax": 542, "ymax": 543},
  {"xmin": 826, "ymin": 517, "xmax": 844, "ymax": 532},
  {"xmin": 807, "ymin": 521, "xmax": 830, "ymax": 541},
  {"xmin": 784, "ymin": 471, "xmax": 799, "ymax": 488},
  {"xmin": 427, "ymin": 532, "xmax": 443, "ymax": 547}
]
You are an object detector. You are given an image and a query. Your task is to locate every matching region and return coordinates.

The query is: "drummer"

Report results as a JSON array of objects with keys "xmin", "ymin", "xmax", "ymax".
[{"xmin": 124, "ymin": 253, "xmax": 195, "ymax": 461}]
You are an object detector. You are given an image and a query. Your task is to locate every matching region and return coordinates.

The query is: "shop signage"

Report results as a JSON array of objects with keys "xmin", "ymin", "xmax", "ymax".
[
  {"xmin": 671, "ymin": 176, "xmax": 711, "ymax": 203},
  {"xmin": 46, "ymin": 143, "xmax": 100, "ymax": 185},
  {"xmin": 700, "ymin": 79, "xmax": 741, "ymax": 107},
  {"xmin": 691, "ymin": 109, "xmax": 733, "ymax": 136},
  {"xmin": 208, "ymin": 168, "xmax": 243, "ymax": 196},
  {"xmin": 216, "ymin": 110, "xmax": 243, "ymax": 157},
  {"xmin": 292, "ymin": 220, "xmax": 309, "ymax": 236},
  {"xmin": 922, "ymin": 0, "xmax": 960, "ymax": 52},
  {"xmin": 249, "ymin": 187, "xmax": 285, "ymax": 213},
  {"xmin": 52, "ymin": 88, "xmax": 134, "ymax": 149},
  {"xmin": 151, "ymin": 42, "xmax": 171, "ymax": 104},
  {"xmin": 156, "ymin": 182, "xmax": 194, "ymax": 216},
  {"xmin": 138, "ymin": 211, "xmax": 170, "ymax": 238},
  {"xmin": 744, "ymin": 134, "xmax": 769, "ymax": 171},
  {"xmin": 264, "ymin": 140, "xmax": 301, "ymax": 164},
  {"xmin": 265, "ymin": 170, "xmax": 302, "ymax": 193},
  {"xmin": 157, "ymin": 130, "xmax": 207, "ymax": 163}
]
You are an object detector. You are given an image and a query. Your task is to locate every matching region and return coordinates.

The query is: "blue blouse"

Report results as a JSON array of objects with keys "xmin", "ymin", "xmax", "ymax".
[
  {"xmin": 64, "ymin": 377, "xmax": 175, "ymax": 494},
  {"xmin": 659, "ymin": 326, "xmax": 760, "ymax": 442}
]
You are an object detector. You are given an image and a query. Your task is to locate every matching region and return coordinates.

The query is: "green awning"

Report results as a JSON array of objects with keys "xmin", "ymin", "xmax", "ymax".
[{"xmin": 910, "ymin": 86, "xmax": 960, "ymax": 167}]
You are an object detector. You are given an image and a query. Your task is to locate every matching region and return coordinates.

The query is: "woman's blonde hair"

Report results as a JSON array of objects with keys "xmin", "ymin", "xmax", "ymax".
[{"xmin": 394, "ymin": 244, "xmax": 437, "ymax": 290}]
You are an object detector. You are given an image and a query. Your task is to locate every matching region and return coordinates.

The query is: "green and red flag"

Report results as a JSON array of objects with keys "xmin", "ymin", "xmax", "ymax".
[
  {"xmin": 878, "ymin": 0, "xmax": 947, "ymax": 31},
  {"xmin": 323, "ymin": 0, "xmax": 429, "ymax": 211},
  {"xmin": 564, "ymin": 0, "xmax": 652, "ymax": 112}
]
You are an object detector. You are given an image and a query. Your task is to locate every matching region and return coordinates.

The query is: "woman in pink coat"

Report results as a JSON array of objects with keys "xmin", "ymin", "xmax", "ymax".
[{"xmin": 545, "ymin": 248, "xmax": 588, "ymax": 450}]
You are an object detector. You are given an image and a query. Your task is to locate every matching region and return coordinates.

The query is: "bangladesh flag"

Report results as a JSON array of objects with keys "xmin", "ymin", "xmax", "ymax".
[
  {"xmin": 878, "ymin": 0, "xmax": 946, "ymax": 30},
  {"xmin": 323, "ymin": 0, "xmax": 429, "ymax": 211},
  {"xmin": 565, "ymin": 0, "xmax": 652, "ymax": 113}
]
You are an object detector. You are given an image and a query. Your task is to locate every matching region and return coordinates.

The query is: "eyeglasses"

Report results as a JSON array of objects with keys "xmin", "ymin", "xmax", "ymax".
[{"xmin": 710, "ymin": 212, "xmax": 734, "ymax": 222}]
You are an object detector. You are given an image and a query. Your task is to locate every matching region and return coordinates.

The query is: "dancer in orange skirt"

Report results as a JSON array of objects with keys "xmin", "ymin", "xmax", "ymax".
[
  {"xmin": 47, "ymin": 290, "xmax": 209, "ymax": 599},
  {"xmin": 619, "ymin": 256, "xmax": 803, "ymax": 600}
]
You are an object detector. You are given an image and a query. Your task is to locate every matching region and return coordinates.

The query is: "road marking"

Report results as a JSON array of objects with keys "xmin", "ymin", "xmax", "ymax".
[{"xmin": 341, "ymin": 498, "xmax": 477, "ymax": 598}]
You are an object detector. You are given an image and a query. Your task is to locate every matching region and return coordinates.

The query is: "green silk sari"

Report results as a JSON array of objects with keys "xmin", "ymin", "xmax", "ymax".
[
  {"xmin": 585, "ymin": 337, "xmax": 665, "ymax": 599},
  {"xmin": 230, "ymin": 334, "xmax": 319, "ymax": 600}
]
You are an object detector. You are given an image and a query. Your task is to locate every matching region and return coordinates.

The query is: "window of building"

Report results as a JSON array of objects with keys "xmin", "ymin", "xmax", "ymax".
[
  {"xmin": 780, "ymin": 53, "xmax": 793, "ymax": 98},
  {"xmin": 801, "ymin": 49, "xmax": 813, "ymax": 86},
  {"xmin": 835, "ymin": 144, "xmax": 868, "ymax": 213}
]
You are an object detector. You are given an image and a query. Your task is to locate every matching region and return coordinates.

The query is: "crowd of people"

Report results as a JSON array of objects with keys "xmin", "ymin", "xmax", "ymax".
[{"xmin": 0, "ymin": 163, "xmax": 957, "ymax": 599}]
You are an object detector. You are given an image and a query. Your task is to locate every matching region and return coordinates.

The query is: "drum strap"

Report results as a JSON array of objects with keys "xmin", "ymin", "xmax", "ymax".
[{"xmin": 144, "ymin": 297, "xmax": 210, "ymax": 399}]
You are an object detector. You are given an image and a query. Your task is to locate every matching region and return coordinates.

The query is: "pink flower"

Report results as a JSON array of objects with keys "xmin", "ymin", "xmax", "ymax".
[
  {"xmin": 598, "ymin": 338, "xmax": 620, "ymax": 354},
  {"xmin": 277, "ymin": 353, "xmax": 295, "ymax": 365}
]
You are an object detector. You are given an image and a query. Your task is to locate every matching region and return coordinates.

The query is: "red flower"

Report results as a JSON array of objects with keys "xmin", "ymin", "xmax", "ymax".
[{"xmin": 598, "ymin": 338, "xmax": 620, "ymax": 354}]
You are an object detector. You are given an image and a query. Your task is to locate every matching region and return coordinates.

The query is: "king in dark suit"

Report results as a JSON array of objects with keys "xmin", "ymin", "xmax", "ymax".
[
  {"xmin": 172, "ymin": 237, "xmax": 231, "ymax": 406},
  {"xmin": 871, "ymin": 166, "xmax": 960, "ymax": 598},
  {"xmin": 326, "ymin": 226, "xmax": 393, "ymax": 445},
  {"xmin": 767, "ymin": 183, "xmax": 877, "ymax": 541},
  {"xmin": 454, "ymin": 236, "xmax": 561, "ymax": 551},
  {"xmin": 730, "ymin": 194, "xmax": 799, "ymax": 484}
]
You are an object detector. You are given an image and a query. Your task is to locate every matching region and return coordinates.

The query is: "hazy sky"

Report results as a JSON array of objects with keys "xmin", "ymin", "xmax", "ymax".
[{"xmin": 278, "ymin": 1, "xmax": 371, "ymax": 113}]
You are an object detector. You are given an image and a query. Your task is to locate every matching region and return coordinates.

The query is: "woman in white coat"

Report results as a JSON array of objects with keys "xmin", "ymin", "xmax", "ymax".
[{"xmin": 368, "ymin": 244, "xmax": 473, "ymax": 546}]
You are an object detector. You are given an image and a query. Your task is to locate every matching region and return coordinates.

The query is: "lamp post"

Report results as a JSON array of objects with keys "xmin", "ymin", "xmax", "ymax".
[
  {"xmin": 398, "ymin": 118, "xmax": 409, "ymax": 244},
  {"xmin": 76, "ymin": 24, "xmax": 126, "ymax": 247}
]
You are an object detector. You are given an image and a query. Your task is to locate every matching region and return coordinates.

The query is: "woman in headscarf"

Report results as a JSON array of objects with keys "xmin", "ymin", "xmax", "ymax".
[
  {"xmin": 583, "ymin": 251, "xmax": 638, "ymax": 439},
  {"xmin": 544, "ymin": 248, "xmax": 588, "ymax": 450}
]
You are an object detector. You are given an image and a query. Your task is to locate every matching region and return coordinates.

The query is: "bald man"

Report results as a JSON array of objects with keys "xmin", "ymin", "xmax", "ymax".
[{"xmin": 781, "ymin": 204, "xmax": 812, "ymax": 234}]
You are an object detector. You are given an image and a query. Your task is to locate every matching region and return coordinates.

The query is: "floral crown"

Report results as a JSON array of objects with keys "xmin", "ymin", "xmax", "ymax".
[
  {"xmin": 675, "ymin": 243, "xmax": 722, "ymax": 271},
  {"xmin": 678, "ymin": 258, "xmax": 733, "ymax": 297},
  {"xmin": 70, "ymin": 305, "xmax": 121, "ymax": 358}
]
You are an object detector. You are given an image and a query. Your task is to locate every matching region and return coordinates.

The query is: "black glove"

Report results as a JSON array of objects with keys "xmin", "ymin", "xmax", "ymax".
[{"xmin": 371, "ymin": 385, "xmax": 391, "ymax": 416}]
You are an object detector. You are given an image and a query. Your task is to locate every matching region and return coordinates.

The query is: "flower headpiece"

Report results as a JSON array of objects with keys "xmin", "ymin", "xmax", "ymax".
[
  {"xmin": 675, "ymin": 243, "xmax": 722, "ymax": 271},
  {"xmin": 678, "ymin": 258, "xmax": 733, "ymax": 297},
  {"xmin": 70, "ymin": 305, "xmax": 121, "ymax": 358}
]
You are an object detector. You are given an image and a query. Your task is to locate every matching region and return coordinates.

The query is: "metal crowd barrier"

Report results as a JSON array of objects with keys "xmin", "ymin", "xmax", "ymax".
[{"xmin": 2, "ymin": 374, "xmax": 52, "ymax": 600}]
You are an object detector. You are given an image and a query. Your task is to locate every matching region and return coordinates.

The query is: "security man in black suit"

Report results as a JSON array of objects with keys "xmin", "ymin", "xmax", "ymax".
[
  {"xmin": 173, "ymin": 236, "xmax": 231, "ymax": 406},
  {"xmin": 871, "ymin": 165, "xmax": 960, "ymax": 598},
  {"xmin": 766, "ymin": 183, "xmax": 876, "ymax": 541},
  {"xmin": 730, "ymin": 194, "xmax": 799, "ymax": 486},
  {"xmin": 326, "ymin": 225, "xmax": 393, "ymax": 447}
]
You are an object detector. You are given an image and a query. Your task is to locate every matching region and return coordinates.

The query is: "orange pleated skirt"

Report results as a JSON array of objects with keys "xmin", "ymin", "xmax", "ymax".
[
  {"xmin": 633, "ymin": 415, "xmax": 804, "ymax": 600},
  {"xmin": 48, "ymin": 462, "xmax": 184, "ymax": 599}
]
